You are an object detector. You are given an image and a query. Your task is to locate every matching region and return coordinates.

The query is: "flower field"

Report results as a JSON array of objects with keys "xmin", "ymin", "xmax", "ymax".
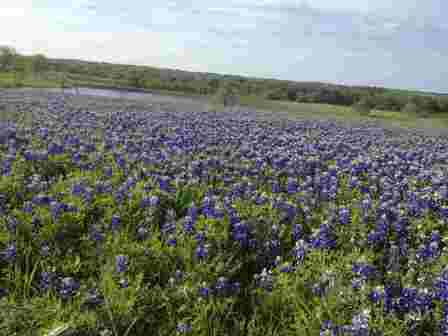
[{"xmin": 1, "ymin": 92, "xmax": 448, "ymax": 335}]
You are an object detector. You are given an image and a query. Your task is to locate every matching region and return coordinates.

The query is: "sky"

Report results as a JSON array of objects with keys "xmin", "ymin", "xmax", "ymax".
[{"xmin": 1, "ymin": 0, "xmax": 447, "ymax": 93}]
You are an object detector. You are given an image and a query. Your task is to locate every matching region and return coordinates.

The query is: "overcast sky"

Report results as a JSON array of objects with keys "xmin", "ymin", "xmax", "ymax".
[{"xmin": 1, "ymin": 0, "xmax": 447, "ymax": 92}]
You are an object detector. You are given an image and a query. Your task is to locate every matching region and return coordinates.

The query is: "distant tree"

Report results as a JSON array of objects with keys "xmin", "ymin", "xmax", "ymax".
[
  {"xmin": 437, "ymin": 97, "xmax": 448, "ymax": 113},
  {"xmin": 419, "ymin": 97, "xmax": 440, "ymax": 114},
  {"xmin": 13, "ymin": 55, "xmax": 27, "ymax": 87},
  {"xmin": 401, "ymin": 101, "xmax": 419, "ymax": 115},
  {"xmin": 0, "ymin": 46, "xmax": 18, "ymax": 71},
  {"xmin": 31, "ymin": 54, "xmax": 48, "ymax": 79},
  {"xmin": 209, "ymin": 79, "xmax": 220, "ymax": 91},
  {"xmin": 267, "ymin": 88, "xmax": 287, "ymax": 100},
  {"xmin": 353, "ymin": 97, "xmax": 373, "ymax": 116},
  {"xmin": 60, "ymin": 73, "xmax": 69, "ymax": 93},
  {"xmin": 129, "ymin": 71, "xmax": 145, "ymax": 88},
  {"xmin": 287, "ymin": 86, "xmax": 298, "ymax": 101}
]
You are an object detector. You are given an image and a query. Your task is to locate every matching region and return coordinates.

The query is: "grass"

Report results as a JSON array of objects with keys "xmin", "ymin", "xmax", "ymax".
[
  {"xmin": 0, "ymin": 72, "xmax": 59, "ymax": 88},
  {"xmin": 239, "ymin": 95, "xmax": 448, "ymax": 130},
  {"xmin": 0, "ymin": 72, "xmax": 206, "ymax": 101},
  {"xmin": 2, "ymin": 71, "xmax": 448, "ymax": 131}
]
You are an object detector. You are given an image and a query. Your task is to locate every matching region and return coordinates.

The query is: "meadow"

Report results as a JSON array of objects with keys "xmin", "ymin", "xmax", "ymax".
[{"xmin": 1, "ymin": 90, "xmax": 448, "ymax": 336}]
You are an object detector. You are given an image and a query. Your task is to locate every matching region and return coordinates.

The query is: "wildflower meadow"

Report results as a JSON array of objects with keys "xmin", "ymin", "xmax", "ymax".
[{"xmin": 1, "ymin": 91, "xmax": 448, "ymax": 335}]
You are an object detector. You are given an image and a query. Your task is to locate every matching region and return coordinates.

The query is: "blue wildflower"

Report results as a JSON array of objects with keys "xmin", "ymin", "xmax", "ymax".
[
  {"xmin": 196, "ymin": 244, "xmax": 209, "ymax": 260},
  {"xmin": 176, "ymin": 323, "xmax": 192, "ymax": 334},
  {"xmin": 115, "ymin": 255, "xmax": 129, "ymax": 274},
  {"xmin": 58, "ymin": 277, "xmax": 80, "ymax": 299},
  {"xmin": 1, "ymin": 242, "xmax": 17, "ymax": 263}
]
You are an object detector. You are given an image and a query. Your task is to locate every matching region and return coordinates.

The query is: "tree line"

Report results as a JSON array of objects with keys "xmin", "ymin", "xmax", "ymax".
[{"xmin": 1, "ymin": 46, "xmax": 447, "ymax": 116}]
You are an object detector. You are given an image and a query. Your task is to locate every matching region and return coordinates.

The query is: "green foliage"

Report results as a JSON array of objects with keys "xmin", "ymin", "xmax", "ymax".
[
  {"xmin": 2, "ymin": 45, "xmax": 448, "ymax": 116},
  {"xmin": 401, "ymin": 101, "xmax": 419, "ymax": 115},
  {"xmin": 353, "ymin": 97, "xmax": 373, "ymax": 116},
  {"xmin": 0, "ymin": 45, "xmax": 18, "ymax": 71}
]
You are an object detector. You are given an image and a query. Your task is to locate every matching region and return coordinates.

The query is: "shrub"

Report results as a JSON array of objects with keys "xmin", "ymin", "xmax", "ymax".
[
  {"xmin": 353, "ymin": 98, "xmax": 372, "ymax": 116},
  {"xmin": 401, "ymin": 102, "xmax": 418, "ymax": 115}
]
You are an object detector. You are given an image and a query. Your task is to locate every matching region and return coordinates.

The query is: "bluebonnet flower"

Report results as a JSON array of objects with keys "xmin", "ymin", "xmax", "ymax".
[
  {"xmin": 214, "ymin": 277, "xmax": 240, "ymax": 297},
  {"xmin": 0, "ymin": 287, "xmax": 8, "ymax": 298},
  {"xmin": 287, "ymin": 177, "xmax": 298, "ymax": 194},
  {"xmin": 111, "ymin": 214, "xmax": 121, "ymax": 232},
  {"xmin": 23, "ymin": 201, "xmax": 33, "ymax": 213},
  {"xmin": 136, "ymin": 226, "xmax": 149, "ymax": 240},
  {"xmin": 83, "ymin": 288, "xmax": 104, "ymax": 308},
  {"xmin": 211, "ymin": 205, "xmax": 225, "ymax": 219},
  {"xmin": 176, "ymin": 323, "xmax": 192, "ymax": 334},
  {"xmin": 232, "ymin": 222, "xmax": 251, "ymax": 248},
  {"xmin": 140, "ymin": 196, "xmax": 153, "ymax": 209},
  {"xmin": 195, "ymin": 244, "xmax": 209, "ymax": 260},
  {"xmin": 320, "ymin": 320, "xmax": 339, "ymax": 336},
  {"xmin": 6, "ymin": 216, "xmax": 18, "ymax": 233},
  {"xmin": 347, "ymin": 310, "xmax": 370, "ymax": 336},
  {"xmin": 58, "ymin": 277, "xmax": 80, "ymax": 299},
  {"xmin": 183, "ymin": 216, "xmax": 195, "ymax": 234},
  {"xmin": 352, "ymin": 262, "xmax": 377, "ymax": 280},
  {"xmin": 352, "ymin": 278, "xmax": 365, "ymax": 290},
  {"xmin": 32, "ymin": 194, "xmax": 54, "ymax": 206},
  {"xmin": 115, "ymin": 154, "xmax": 126, "ymax": 169},
  {"xmin": 431, "ymin": 230, "xmax": 441, "ymax": 243},
  {"xmin": 279, "ymin": 264, "xmax": 294, "ymax": 273},
  {"xmin": 254, "ymin": 268, "xmax": 274, "ymax": 292},
  {"xmin": 292, "ymin": 240, "xmax": 308, "ymax": 263},
  {"xmin": 310, "ymin": 224, "xmax": 336, "ymax": 250},
  {"xmin": 175, "ymin": 270, "xmax": 184, "ymax": 281},
  {"xmin": 48, "ymin": 142, "xmax": 64, "ymax": 155},
  {"xmin": 167, "ymin": 236, "xmax": 177, "ymax": 247},
  {"xmin": 312, "ymin": 271, "xmax": 336, "ymax": 297},
  {"xmin": 95, "ymin": 181, "xmax": 111, "ymax": 194},
  {"xmin": 367, "ymin": 214, "xmax": 389, "ymax": 247},
  {"xmin": 149, "ymin": 195, "xmax": 159, "ymax": 207},
  {"xmin": 434, "ymin": 267, "xmax": 448, "ymax": 302},
  {"xmin": 41, "ymin": 243, "xmax": 51, "ymax": 257},
  {"xmin": 393, "ymin": 216, "xmax": 409, "ymax": 237},
  {"xmin": 39, "ymin": 127, "xmax": 49, "ymax": 138},
  {"xmin": 272, "ymin": 181, "xmax": 281, "ymax": 193},
  {"xmin": 292, "ymin": 223, "xmax": 303, "ymax": 241},
  {"xmin": 31, "ymin": 215, "xmax": 41, "ymax": 231},
  {"xmin": 199, "ymin": 282, "xmax": 211, "ymax": 298},
  {"xmin": 50, "ymin": 201, "xmax": 65, "ymax": 220},
  {"xmin": 1, "ymin": 242, "xmax": 17, "ymax": 263},
  {"xmin": 416, "ymin": 240, "xmax": 440, "ymax": 263},
  {"xmin": 195, "ymin": 230, "xmax": 207, "ymax": 243},
  {"xmin": 39, "ymin": 271, "xmax": 55, "ymax": 292},
  {"xmin": 386, "ymin": 244, "xmax": 400, "ymax": 273},
  {"xmin": 414, "ymin": 288, "xmax": 434, "ymax": 314},
  {"xmin": 90, "ymin": 227, "xmax": 105, "ymax": 243},
  {"xmin": 72, "ymin": 182, "xmax": 86, "ymax": 197},
  {"xmin": 339, "ymin": 207, "xmax": 351, "ymax": 225},
  {"xmin": 72, "ymin": 152, "xmax": 82, "ymax": 164},
  {"xmin": 115, "ymin": 255, "xmax": 129, "ymax": 273},
  {"xmin": 159, "ymin": 176, "xmax": 170, "ymax": 191},
  {"xmin": 440, "ymin": 303, "xmax": 448, "ymax": 335},
  {"xmin": 369, "ymin": 287, "xmax": 384, "ymax": 304},
  {"xmin": 162, "ymin": 221, "xmax": 176, "ymax": 235},
  {"xmin": 103, "ymin": 166, "xmax": 113, "ymax": 177},
  {"xmin": 119, "ymin": 278, "xmax": 129, "ymax": 288}
]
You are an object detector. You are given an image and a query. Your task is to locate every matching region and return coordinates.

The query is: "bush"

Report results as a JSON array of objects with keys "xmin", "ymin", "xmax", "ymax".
[
  {"xmin": 353, "ymin": 98, "xmax": 372, "ymax": 116},
  {"xmin": 401, "ymin": 102, "xmax": 418, "ymax": 115}
]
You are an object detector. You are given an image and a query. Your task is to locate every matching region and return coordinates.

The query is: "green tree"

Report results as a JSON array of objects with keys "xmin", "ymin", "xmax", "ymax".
[
  {"xmin": 0, "ymin": 46, "xmax": 18, "ymax": 71},
  {"xmin": 31, "ymin": 54, "xmax": 48, "ymax": 79},
  {"xmin": 129, "ymin": 71, "xmax": 145, "ymax": 88},
  {"xmin": 401, "ymin": 101, "xmax": 419, "ymax": 115},
  {"xmin": 13, "ymin": 55, "xmax": 27, "ymax": 87},
  {"xmin": 353, "ymin": 97, "xmax": 373, "ymax": 116}
]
